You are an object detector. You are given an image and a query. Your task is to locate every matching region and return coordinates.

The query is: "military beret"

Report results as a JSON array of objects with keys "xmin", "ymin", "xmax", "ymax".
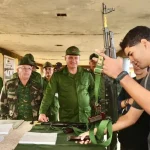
[
  {"xmin": 66, "ymin": 46, "xmax": 80, "ymax": 56},
  {"xmin": 43, "ymin": 62, "xmax": 53, "ymax": 68},
  {"xmin": 24, "ymin": 53, "xmax": 39, "ymax": 69},
  {"xmin": 19, "ymin": 56, "xmax": 34, "ymax": 66},
  {"xmin": 89, "ymin": 53, "xmax": 99, "ymax": 60}
]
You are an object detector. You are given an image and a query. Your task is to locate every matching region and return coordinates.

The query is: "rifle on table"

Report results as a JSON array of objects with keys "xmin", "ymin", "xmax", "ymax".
[{"xmin": 41, "ymin": 121, "xmax": 87, "ymax": 133}]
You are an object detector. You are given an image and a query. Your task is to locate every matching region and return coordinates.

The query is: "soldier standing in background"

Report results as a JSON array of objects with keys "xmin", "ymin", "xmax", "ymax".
[
  {"xmin": 54, "ymin": 62, "xmax": 63, "ymax": 72},
  {"xmin": 89, "ymin": 53, "xmax": 105, "ymax": 112},
  {"xmin": 42, "ymin": 62, "xmax": 59, "ymax": 121}
]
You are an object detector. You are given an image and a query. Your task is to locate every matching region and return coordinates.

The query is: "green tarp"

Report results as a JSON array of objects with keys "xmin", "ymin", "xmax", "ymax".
[{"xmin": 15, "ymin": 125, "xmax": 106, "ymax": 150}]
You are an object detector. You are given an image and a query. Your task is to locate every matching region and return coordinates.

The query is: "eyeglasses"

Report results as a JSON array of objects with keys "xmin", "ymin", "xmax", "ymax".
[{"xmin": 19, "ymin": 67, "xmax": 32, "ymax": 71}]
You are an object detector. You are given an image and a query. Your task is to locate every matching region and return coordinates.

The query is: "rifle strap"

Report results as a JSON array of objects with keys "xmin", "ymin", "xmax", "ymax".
[
  {"xmin": 72, "ymin": 126, "xmax": 86, "ymax": 135},
  {"xmin": 89, "ymin": 120, "xmax": 113, "ymax": 146},
  {"xmin": 94, "ymin": 56, "xmax": 104, "ymax": 106},
  {"xmin": 72, "ymin": 123, "xmax": 88, "ymax": 135}
]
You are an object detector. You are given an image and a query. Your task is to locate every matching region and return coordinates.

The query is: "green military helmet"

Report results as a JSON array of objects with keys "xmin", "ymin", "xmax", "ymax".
[
  {"xmin": 19, "ymin": 56, "xmax": 35, "ymax": 66},
  {"xmin": 66, "ymin": 46, "xmax": 80, "ymax": 56},
  {"xmin": 89, "ymin": 53, "xmax": 99, "ymax": 60},
  {"xmin": 24, "ymin": 53, "xmax": 39, "ymax": 69},
  {"xmin": 43, "ymin": 62, "xmax": 53, "ymax": 68}
]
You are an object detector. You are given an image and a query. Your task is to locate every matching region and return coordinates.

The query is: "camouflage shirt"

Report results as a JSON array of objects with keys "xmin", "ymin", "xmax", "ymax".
[
  {"xmin": 12, "ymin": 71, "xmax": 43, "ymax": 89},
  {"xmin": 0, "ymin": 77, "xmax": 43, "ymax": 121}
]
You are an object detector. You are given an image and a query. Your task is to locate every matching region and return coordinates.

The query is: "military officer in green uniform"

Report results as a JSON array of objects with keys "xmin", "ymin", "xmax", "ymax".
[
  {"xmin": 0, "ymin": 57, "xmax": 43, "ymax": 121},
  {"xmin": 39, "ymin": 46, "xmax": 94, "ymax": 123},
  {"xmin": 42, "ymin": 62, "xmax": 59, "ymax": 121}
]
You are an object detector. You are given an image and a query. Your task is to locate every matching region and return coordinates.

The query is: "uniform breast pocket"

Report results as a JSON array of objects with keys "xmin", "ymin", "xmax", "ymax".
[
  {"xmin": 7, "ymin": 91, "xmax": 17, "ymax": 102},
  {"xmin": 60, "ymin": 82, "xmax": 72, "ymax": 92}
]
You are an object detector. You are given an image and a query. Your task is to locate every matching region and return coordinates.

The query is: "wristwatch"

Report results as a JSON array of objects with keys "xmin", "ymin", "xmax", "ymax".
[
  {"xmin": 124, "ymin": 99, "xmax": 129, "ymax": 106},
  {"xmin": 115, "ymin": 71, "xmax": 128, "ymax": 83}
]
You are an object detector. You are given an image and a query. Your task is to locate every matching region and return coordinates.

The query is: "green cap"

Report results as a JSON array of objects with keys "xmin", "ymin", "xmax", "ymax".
[
  {"xmin": 66, "ymin": 46, "xmax": 80, "ymax": 56},
  {"xmin": 43, "ymin": 62, "xmax": 53, "ymax": 68},
  {"xmin": 89, "ymin": 53, "xmax": 99, "ymax": 60},
  {"xmin": 24, "ymin": 53, "xmax": 39, "ymax": 69},
  {"xmin": 19, "ymin": 56, "xmax": 34, "ymax": 66},
  {"xmin": 55, "ymin": 62, "xmax": 62, "ymax": 67}
]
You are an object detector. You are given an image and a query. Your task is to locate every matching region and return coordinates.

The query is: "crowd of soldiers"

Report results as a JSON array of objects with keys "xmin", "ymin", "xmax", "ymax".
[{"xmin": 0, "ymin": 46, "xmax": 98, "ymax": 123}]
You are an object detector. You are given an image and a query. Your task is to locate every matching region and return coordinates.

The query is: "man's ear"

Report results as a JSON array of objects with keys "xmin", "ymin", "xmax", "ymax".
[
  {"xmin": 17, "ymin": 67, "xmax": 19, "ymax": 73},
  {"xmin": 141, "ymin": 39, "xmax": 149, "ymax": 48}
]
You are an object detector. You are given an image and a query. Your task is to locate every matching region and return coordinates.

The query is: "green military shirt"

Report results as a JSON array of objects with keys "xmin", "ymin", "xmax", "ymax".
[
  {"xmin": 42, "ymin": 77, "xmax": 59, "ymax": 121},
  {"xmin": 40, "ymin": 66, "xmax": 94, "ymax": 123},
  {"xmin": 43, "ymin": 77, "xmax": 49, "ymax": 92},
  {"xmin": 0, "ymin": 77, "xmax": 3, "ymax": 93}
]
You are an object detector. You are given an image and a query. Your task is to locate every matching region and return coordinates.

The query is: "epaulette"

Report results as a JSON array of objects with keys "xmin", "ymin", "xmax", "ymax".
[
  {"xmin": 5, "ymin": 78, "xmax": 17, "ymax": 83},
  {"xmin": 4, "ymin": 78, "xmax": 18, "ymax": 87},
  {"xmin": 32, "ymin": 71, "xmax": 41, "ymax": 77},
  {"xmin": 11, "ymin": 72, "xmax": 18, "ymax": 79},
  {"xmin": 30, "ymin": 79, "xmax": 42, "ymax": 89}
]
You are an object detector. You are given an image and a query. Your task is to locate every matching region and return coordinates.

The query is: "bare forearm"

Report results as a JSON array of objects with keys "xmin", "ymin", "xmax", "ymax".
[
  {"xmin": 112, "ymin": 115, "xmax": 135, "ymax": 132},
  {"xmin": 120, "ymin": 75, "xmax": 150, "ymax": 114}
]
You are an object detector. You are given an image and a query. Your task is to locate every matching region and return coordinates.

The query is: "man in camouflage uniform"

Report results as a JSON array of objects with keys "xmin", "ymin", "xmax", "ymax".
[
  {"xmin": 42, "ymin": 62, "xmax": 59, "ymax": 121},
  {"xmin": 39, "ymin": 46, "xmax": 94, "ymax": 123},
  {"xmin": 0, "ymin": 57, "xmax": 43, "ymax": 121}
]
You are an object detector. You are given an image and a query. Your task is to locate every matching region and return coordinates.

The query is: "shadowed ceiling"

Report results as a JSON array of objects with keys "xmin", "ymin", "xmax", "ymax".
[{"xmin": 0, "ymin": 0, "xmax": 149, "ymax": 65}]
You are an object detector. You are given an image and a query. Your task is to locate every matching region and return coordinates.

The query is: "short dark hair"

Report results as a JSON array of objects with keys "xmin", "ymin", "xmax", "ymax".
[{"xmin": 120, "ymin": 26, "xmax": 150, "ymax": 51}]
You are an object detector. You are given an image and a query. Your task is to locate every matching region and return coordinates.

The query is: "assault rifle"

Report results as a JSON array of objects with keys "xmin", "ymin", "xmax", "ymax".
[
  {"xmin": 41, "ymin": 122, "xmax": 87, "ymax": 133},
  {"xmin": 102, "ymin": 3, "xmax": 118, "ymax": 123},
  {"xmin": 88, "ymin": 3, "xmax": 118, "ymax": 124}
]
